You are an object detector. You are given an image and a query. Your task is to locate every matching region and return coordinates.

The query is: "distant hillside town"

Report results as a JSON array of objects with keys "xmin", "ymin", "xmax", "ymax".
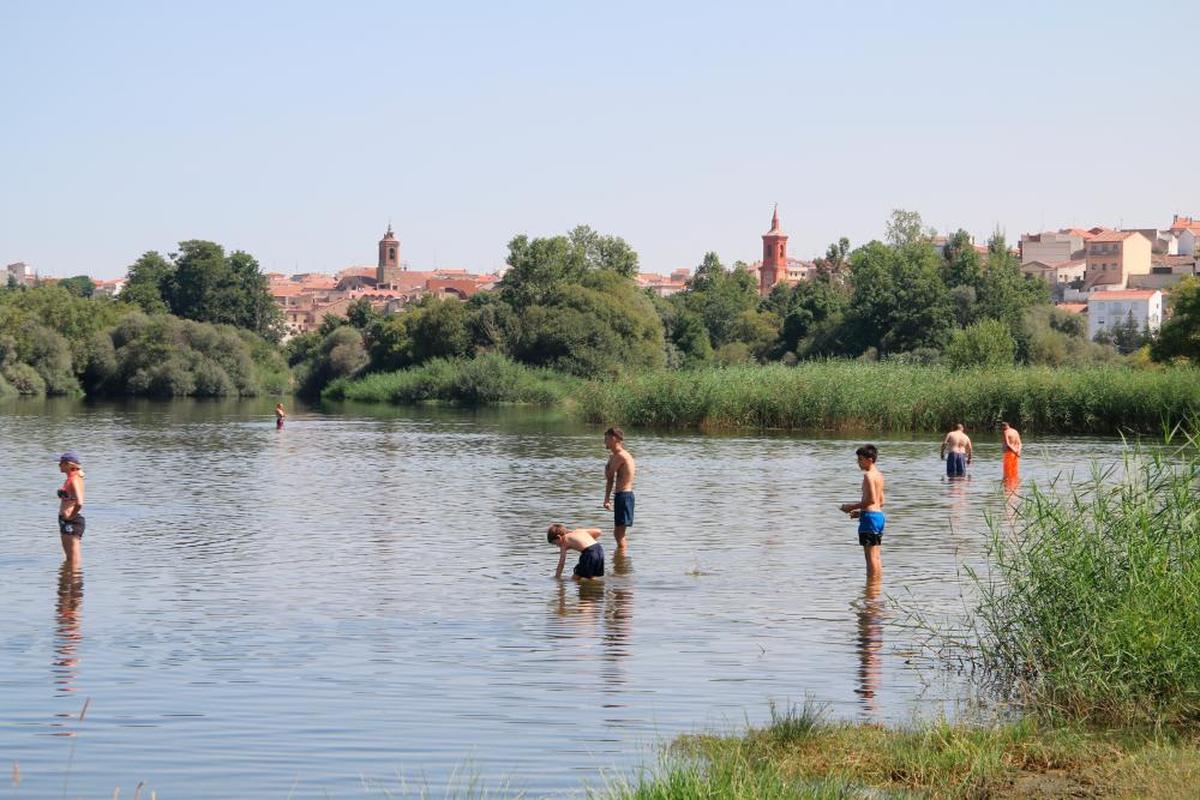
[{"xmin": 6, "ymin": 212, "xmax": 1199, "ymax": 341}]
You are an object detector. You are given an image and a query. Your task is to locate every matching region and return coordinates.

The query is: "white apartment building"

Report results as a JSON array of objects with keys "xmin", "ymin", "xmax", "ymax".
[{"xmin": 1086, "ymin": 289, "xmax": 1163, "ymax": 340}]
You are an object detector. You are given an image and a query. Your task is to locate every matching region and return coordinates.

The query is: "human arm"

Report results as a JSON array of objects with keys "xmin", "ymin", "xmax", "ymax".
[
  {"xmin": 939, "ymin": 435, "xmax": 947, "ymax": 460},
  {"xmin": 603, "ymin": 460, "xmax": 615, "ymax": 509},
  {"xmin": 584, "ymin": 527, "xmax": 602, "ymax": 540},
  {"xmin": 64, "ymin": 475, "xmax": 84, "ymax": 520},
  {"xmin": 965, "ymin": 438, "xmax": 973, "ymax": 464},
  {"xmin": 554, "ymin": 541, "xmax": 568, "ymax": 579}
]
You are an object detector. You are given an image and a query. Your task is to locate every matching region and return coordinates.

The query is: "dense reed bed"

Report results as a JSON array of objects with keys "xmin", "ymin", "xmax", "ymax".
[
  {"xmin": 321, "ymin": 354, "xmax": 578, "ymax": 406},
  {"xmin": 969, "ymin": 436, "xmax": 1200, "ymax": 726},
  {"xmin": 577, "ymin": 363, "xmax": 1200, "ymax": 433}
]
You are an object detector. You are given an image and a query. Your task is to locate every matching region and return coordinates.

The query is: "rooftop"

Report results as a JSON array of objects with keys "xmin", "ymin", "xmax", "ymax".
[{"xmin": 1087, "ymin": 290, "xmax": 1160, "ymax": 300}]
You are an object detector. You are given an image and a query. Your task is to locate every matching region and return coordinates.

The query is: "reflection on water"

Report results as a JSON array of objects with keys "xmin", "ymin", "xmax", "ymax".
[
  {"xmin": 854, "ymin": 579, "xmax": 884, "ymax": 718},
  {"xmin": 53, "ymin": 564, "xmax": 84, "ymax": 697},
  {"xmin": 0, "ymin": 398, "xmax": 1146, "ymax": 797}
]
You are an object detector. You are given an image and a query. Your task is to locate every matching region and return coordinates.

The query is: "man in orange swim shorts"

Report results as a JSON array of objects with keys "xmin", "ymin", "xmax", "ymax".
[{"xmin": 1001, "ymin": 422, "xmax": 1022, "ymax": 482}]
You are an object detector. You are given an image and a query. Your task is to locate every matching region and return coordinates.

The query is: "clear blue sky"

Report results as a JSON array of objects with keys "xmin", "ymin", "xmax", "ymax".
[{"xmin": 2, "ymin": 0, "xmax": 1195, "ymax": 279}]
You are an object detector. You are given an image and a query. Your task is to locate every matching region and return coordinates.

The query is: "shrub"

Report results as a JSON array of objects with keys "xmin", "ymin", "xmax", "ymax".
[{"xmin": 944, "ymin": 319, "xmax": 1016, "ymax": 369}]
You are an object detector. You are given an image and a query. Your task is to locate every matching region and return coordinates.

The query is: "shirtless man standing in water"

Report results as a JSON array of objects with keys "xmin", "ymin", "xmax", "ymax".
[
  {"xmin": 939, "ymin": 423, "xmax": 973, "ymax": 479},
  {"xmin": 1001, "ymin": 422, "xmax": 1023, "ymax": 483},
  {"xmin": 602, "ymin": 427, "xmax": 636, "ymax": 552}
]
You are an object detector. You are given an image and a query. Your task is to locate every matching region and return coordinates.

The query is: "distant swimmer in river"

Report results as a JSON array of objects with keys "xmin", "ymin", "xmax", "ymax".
[
  {"xmin": 56, "ymin": 451, "xmax": 86, "ymax": 566},
  {"xmin": 548, "ymin": 524, "xmax": 605, "ymax": 581},
  {"xmin": 602, "ymin": 427, "xmax": 636, "ymax": 552},
  {"xmin": 275, "ymin": 403, "xmax": 286, "ymax": 428},
  {"xmin": 840, "ymin": 444, "xmax": 885, "ymax": 581},
  {"xmin": 1001, "ymin": 422, "xmax": 1022, "ymax": 483},
  {"xmin": 940, "ymin": 423, "xmax": 973, "ymax": 479}
]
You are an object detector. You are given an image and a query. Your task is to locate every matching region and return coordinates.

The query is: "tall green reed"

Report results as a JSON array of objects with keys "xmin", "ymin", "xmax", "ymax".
[{"xmin": 968, "ymin": 429, "xmax": 1200, "ymax": 725}]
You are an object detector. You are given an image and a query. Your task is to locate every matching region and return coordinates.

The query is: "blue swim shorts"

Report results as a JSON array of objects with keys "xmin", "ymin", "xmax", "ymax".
[
  {"xmin": 574, "ymin": 542, "xmax": 605, "ymax": 579},
  {"xmin": 857, "ymin": 511, "xmax": 885, "ymax": 547},
  {"xmin": 613, "ymin": 491, "xmax": 635, "ymax": 528},
  {"xmin": 946, "ymin": 452, "xmax": 967, "ymax": 478}
]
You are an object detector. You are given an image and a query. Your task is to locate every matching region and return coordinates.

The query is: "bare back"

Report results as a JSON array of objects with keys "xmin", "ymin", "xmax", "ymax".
[
  {"xmin": 944, "ymin": 430, "xmax": 971, "ymax": 453},
  {"xmin": 562, "ymin": 528, "xmax": 601, "ymax": 552},
  {"xmin": 1003, "ymin": 428, "xmax": 1022, "ymax": 456}
]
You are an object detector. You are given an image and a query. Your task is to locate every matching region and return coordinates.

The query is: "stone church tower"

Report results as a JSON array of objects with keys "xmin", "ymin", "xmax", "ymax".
[
  {"xmin": 377, "ymin": 223, "xmax": 401, "ymax": 287},
  {"xmin": 759, "ymin": 205, "xmax": 788, "ymax": 296}
]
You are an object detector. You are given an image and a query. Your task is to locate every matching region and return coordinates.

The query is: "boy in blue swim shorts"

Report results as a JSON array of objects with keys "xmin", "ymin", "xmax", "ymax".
[{"xmin": 840, "ymin": 444, "xmax": 886, "ymax": 581}]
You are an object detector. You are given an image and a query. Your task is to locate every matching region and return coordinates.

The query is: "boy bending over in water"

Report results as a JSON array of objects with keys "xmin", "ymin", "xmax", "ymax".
[
  {"xmin": 840, "ymin": 444, "xmax": 885, "ymax": 581},
  {"xmin": 548, "ymin": 524, "xmax": 604, "ymax": 580}
]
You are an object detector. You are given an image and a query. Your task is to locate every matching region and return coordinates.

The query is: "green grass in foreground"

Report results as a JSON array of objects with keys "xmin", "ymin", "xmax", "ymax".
[
  {"xmin": 578, "ymin": 362, "xmax": 1200, "ymax": 433},
  {"xmin": 602, "ymin": 705, "xmax": 1200, "ymax": 800}
]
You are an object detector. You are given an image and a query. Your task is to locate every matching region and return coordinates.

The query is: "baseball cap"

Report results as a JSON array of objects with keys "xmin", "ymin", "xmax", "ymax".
[{"xmin": 57, "ymin": 451, "xmax": 82, "ymax": 466}]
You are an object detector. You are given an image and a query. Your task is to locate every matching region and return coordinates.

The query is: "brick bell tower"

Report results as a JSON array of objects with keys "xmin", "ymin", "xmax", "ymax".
[
  {"xmin": 377, "ymin": 223, "xmax": 401, "ymax": 287},
  {"xmin": 760, "ymin": 205, "xmax": 788, "ymax": 296}
]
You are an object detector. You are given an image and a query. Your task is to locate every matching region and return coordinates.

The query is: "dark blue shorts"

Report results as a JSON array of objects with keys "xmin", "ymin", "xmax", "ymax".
[
  {"xmin": 58, "ymin": 515, "xmax": 85, "ymax": 538},
  {"xmin": 574, "ymin": 543, "xmax": 605, "ymax": 579},
  {"xmin": 946, "ymin": 452, "xmax": 967, "ymax": 478},
  {"xmin": 857, "ymin": 511, "xmax": 884, "ymax": 547},
  {"xmin": 613, "ymin": 491, "xmax": 634, "ymax": 527}
]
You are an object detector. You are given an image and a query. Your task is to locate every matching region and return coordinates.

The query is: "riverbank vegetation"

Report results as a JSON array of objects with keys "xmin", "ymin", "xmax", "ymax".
[
  {"xmin": 576, "ymin": 361, "xmax": 1200, "ymax": 433},
  {"xmin": 605, "ymin": 707, "xmax": 1200, "ymax": 799},
  {"xmin": 0, "ymin": 241, "xmax": 287, "ymax": 398}
]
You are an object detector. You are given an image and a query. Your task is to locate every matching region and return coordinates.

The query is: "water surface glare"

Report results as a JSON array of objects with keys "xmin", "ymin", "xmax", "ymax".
[{"xmin": 0, "ymin": 399, "xmax": 1128, "ymax": 797}]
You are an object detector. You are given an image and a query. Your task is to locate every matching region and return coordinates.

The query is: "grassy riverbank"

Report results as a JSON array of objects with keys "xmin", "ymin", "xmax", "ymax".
[
  {"xmin": 603, "ymin": 708, "xmax": 1200, "ymax": 799},
  {"xmin": 324, "ymin": 358, "xmax": 1200, "ymax": 434}
]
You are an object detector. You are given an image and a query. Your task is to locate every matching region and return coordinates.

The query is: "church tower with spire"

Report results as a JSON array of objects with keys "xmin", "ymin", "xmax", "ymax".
[
  {"xmin": 377, "ymin": 223, "xmax": 401, "ymax": 287},
  {"xmin": 759, "ymin": 205, "xmax": 789, "ymax": 296}
]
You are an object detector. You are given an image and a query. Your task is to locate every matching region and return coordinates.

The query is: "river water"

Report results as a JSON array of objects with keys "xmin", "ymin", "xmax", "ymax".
[{"xmin": 0, "ymin": 398, "xmax": 1127, "ymax": 797}]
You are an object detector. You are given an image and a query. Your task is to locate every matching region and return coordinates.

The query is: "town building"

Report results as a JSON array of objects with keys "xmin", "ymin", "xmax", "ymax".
[
  {"xmin": 268, "ymin": 224, "xmax": 497, "ymax": 337},
  {"xmin": 637, "ymin": 267, "xmax": 690, "ymax": 297},
  {"xmin": 1021, "ymin": 259, "xmax": 1086, "ymax": 292},
  {"xmin": 759, "ymin": 206, "xmax": 789, "ymax": 296},
  {"xmin": 1086, "ymin": 289, "xmax": 1163, "ymax": 340},
  {"xmin": 1019, "ymin": 230, "xmax": 1087, "ymax": 265},
  {"xmin": 3, "ymin": 261, "xmax": 35, "ymax": 287},
  {"xmin": 1168, "ymin": 215, "xmax": 1200, "ymax": 256},
  {"xmin": 1083, "ymin": 230, "xmax": 1153, "ymax": 290}
]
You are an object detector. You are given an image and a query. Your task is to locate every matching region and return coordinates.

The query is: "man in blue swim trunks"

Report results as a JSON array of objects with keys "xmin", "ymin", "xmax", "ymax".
[
  {"xmin": 602, "ymin": 427, "xmax": 636, "ymax": 552},
  {"xmin": 840, "ymin": 444, "xmax": 886, "ymax": 581},
  {"xmin": 939, "ymin": 423, "xmax": 973, "ymax": 479}
]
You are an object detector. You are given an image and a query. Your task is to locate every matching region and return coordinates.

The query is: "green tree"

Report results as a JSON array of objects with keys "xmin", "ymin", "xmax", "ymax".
[
  {"xmin": 846, "ymin": 240, "xmax": 953, "ymax": 356},
  {"xmin": 677, "ymin": 253, "xmax": 759, "ymax": 347},
  {"xmin": 774, "ymin": 274, "xmax": 849, "ymax": 357},
  {"xmin": 944, "ymin": 318, "xmax": 1017, "ymax": 368},
  {"xmin": 58, "ymin": 275, "xmax": 95, "ymax": 298},
  {"xmin": 941, "ymin": 229, "xmax": 983, "ymax": 290},
  {"xmin": 121, "ymin": 251, "xmax": 171, "ymax": 314},
  {"xmin": 507, "ymin": 270, "xmax": 664, "ymax": 377},
  {"xmin": 499, "ymin": 225, "xmax": 639, "ymax": 307},
  {"xmin": 885, "ymin": 209, "xmax": 933, "ymax": 248},
  {"xmin": 407, "ymin": 298, "xmax": 473, "ymax": 363},
  {"xmin": 346, "ymin": 297, "xmax": 381, "ymax": 330},
  {"xmin": 1152, "ymin": 276, "xmax": 1200, "ymax": 362}
]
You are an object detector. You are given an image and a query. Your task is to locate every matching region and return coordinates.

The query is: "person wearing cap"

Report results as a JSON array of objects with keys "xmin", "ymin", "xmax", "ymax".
[{"xmin": 56, "ymin": 452, "xmax": 86, "ymax": 564}]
